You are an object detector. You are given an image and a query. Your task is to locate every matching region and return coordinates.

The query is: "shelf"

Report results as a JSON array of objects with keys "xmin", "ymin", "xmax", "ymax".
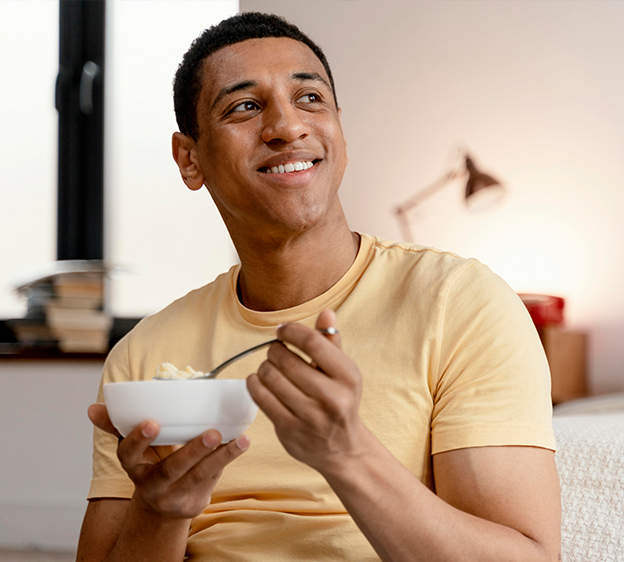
[{"xmin": 0, "ymin": 317, "xmax": 141, "ymax": 361}]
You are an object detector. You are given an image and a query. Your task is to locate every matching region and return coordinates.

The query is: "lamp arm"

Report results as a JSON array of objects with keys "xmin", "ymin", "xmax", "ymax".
[
  {"xmin": 395, "ymin": 164, "xmax": 464, "ymax": 243},
  {"xmin": 395, "ymin": 169, "xmax": 462, "ymax": 216},
  {"xmin": 394, "ymin": 148, "xmax": 504, "ymax": 242}
]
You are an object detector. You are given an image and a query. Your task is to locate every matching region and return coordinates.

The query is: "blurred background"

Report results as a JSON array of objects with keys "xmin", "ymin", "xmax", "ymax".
[{"xmin": 1, "ymin": 0, "xmax": 623, "ymax": 556}]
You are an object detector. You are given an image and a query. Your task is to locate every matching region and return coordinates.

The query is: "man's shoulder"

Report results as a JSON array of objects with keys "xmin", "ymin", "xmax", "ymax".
[
  {"xmin": 360, "ymin": 234, "xmax": 511, "ymax": 308},
  {"xmin": 365, "ymin": 234, "xmax": 482, "ymax": 280},
  {"xmin": 116, "ymin": 266, "xmax": 237, "ymax": 348}
]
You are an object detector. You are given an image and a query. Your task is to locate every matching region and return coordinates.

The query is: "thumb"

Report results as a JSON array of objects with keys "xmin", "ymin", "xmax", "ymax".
[
  {"xmin": 88, "ymin": 403, "xmax": 122, "ymax": 439},
  {"xmin": 315, "ymin": 309, "xmax": 342, "ymax": 350}
]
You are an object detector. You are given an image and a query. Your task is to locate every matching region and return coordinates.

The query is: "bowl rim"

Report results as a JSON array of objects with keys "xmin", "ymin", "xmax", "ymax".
[{"xmin": 104, "ymin": 379, "xmax": 249, "ymax": 386}]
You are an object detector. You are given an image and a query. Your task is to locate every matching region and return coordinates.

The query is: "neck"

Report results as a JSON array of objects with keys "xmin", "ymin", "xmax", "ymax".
[{"xmin": 232, "ymin": 214, "xmax": 359, "ymax": 312}]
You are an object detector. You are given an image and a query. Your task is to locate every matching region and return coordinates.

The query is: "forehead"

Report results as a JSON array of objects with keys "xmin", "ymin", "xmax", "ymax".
[{"xmin": 199, "ymin": 37, "xmax": 330, "ymax": 105}]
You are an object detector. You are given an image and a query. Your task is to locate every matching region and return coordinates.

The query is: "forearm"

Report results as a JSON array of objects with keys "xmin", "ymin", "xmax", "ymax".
[
  {"xmin": 103, "ymin": 495, "xmax": 191, "ymax": 562},
  {"xmin": 322, "ymin": 428, "xmax": 554, "ymax": 562}
]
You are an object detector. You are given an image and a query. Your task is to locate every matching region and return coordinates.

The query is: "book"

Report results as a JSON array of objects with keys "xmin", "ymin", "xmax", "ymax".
[
  {"xmin": 14, "ymin": 260, "xmax": 107, "ymax": 294},
  {"xmin": 54, "ymin": 274, "xmax": 104, "ymax": 299},
  {"xmin": 46, "ymin": 305, "xmax": 112, "ymax": 331},
  {"xmin": 46, "ymin": 299, "xmax": 112, "ymax": 354},
  {"xmin": 12, "ymin": 260, "xmax": 111, "ymax": 353},
  {"xmin": 45, "ymin": 295, "xmax": 104, "ymax": 309},
  {"xmin": 6, "ymin": 317, "xmax": 57, "ymax": 347},
  {"xmin": 55, "ymin": 328, "xmax": 110, "ymax": 354}
]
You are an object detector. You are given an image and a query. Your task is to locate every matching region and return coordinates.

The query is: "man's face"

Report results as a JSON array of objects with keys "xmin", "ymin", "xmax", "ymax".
[{"xmin": 190, "ymin": 37, "xmax": 348, "ymax": 239}]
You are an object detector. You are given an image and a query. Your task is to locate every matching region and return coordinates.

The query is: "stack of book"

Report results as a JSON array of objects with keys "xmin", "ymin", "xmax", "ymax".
[
  {"xmin": 10, "ymin": 261, "xmax": 112, "ymax": 353},
  {"xmin": 7, "ymin": 281, "xmax": 56, "ymax": 350}
]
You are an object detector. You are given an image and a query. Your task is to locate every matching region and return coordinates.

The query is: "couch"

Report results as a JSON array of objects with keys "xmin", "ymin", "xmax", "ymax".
[{"xmin": 553, "ymin": 393, "xmax": 624, "ymax": 561}]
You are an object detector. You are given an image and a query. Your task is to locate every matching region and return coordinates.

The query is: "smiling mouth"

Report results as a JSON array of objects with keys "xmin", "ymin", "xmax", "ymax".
[{"xmin": 260, "ymin": 160, "xmax": 319, "ymax": 174}]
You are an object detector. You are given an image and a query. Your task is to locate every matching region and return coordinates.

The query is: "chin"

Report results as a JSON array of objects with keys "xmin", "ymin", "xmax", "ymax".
[{"xmin": 277, "ymin": 202, "xmax": 335, "ymax": 232}]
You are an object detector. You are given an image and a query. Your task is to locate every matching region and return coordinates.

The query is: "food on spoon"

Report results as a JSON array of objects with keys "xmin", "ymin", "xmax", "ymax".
[{"xmin": 154, "ymin": 362, "xmax": 206, "ymax": 380}]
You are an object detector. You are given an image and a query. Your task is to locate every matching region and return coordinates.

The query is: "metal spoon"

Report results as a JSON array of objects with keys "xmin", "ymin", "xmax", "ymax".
[{"xmin": 154, "ymin": 327, "xmax": 338, "ymax": 381}]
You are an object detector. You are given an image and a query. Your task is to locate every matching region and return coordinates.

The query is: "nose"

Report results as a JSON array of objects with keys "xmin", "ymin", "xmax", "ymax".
[{"xmin": 260, "ymin": 99, "xmax": 309, "ymax": 145}]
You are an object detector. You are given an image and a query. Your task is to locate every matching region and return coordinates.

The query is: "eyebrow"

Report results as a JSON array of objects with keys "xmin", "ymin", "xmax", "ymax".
[
  {"xmin": 211, "ymin": 72, "xmax": 333, "ymax": 112},
  {"xmin": 291, "ymin": 72, "xmax": 332, "ymax": 92},
  {"xmin": 211, "ymin": 80, "xmax": 258, "ymax": 111}
]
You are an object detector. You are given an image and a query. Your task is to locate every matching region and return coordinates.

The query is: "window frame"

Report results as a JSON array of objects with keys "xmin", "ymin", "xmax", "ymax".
[{"xmin": 56, "ymin": 0, "xmax": 106, "ymax": 260}]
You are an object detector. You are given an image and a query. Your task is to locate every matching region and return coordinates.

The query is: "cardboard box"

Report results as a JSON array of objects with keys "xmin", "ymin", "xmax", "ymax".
[{"xmin": 538, "ymin": 327, "xmax": 587, "ymax": 404}]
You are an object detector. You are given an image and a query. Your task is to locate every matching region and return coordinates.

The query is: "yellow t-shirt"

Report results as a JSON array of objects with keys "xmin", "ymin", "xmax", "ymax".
[{"xmin": 89, "ymin": 233, "xmax": 556, "ymax": 560}]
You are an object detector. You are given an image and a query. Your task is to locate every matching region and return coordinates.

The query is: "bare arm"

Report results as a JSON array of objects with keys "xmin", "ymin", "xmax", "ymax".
[
  {"xmin": 77, "ymin": 499, "xmax": 129, "ymax": 562},
  {"xmin": 323, "ymin": 437, "xmax": 561, "ymax": 562},
  {"xmin": 76, "ymin": 405, "xmax": 250, "ymax": 562},
  {"xmin": 247, "ymin": 311, "xmax": 561, "ymax": 562},
  {"xmin": 76, "ymin": 496, "xmax": 191, "ymax": 562}
]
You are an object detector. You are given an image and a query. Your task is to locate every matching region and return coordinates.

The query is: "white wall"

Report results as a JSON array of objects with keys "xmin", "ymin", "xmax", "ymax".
[
  {"xmin": 241, "ymin": 0, "xmax": 624, "ymax": 395},
  {"xmin": 105, "ymin": 0, "xmax": 239, "ymax": 317},
  {"xmin": 0, "ymin": 361, "xmax": 103, "ymax": 551},
  {"xmin": 0, "ymin": 1, "xmax": 58, "ymax": 317}
]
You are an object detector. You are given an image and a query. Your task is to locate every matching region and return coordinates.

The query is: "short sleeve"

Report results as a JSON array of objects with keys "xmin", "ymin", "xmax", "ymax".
[
  {"xmin": 87, "ymin": 334, "xmax": 136, "ymax": 499},
  {"xmin": 430, "ymin": 261, "xmax": 556, "ymax": 455}
]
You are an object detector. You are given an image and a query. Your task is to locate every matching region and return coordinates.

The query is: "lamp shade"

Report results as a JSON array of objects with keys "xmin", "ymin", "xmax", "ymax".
[{"xmin": 464, "ymin": 155, "xmax": 505, "ymax": 211}]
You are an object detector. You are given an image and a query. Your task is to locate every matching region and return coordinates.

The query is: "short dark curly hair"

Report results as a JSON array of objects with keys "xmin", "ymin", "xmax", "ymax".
[{"xmin": 173, "ymin": 12, "xmax": 338, "ymax": 140}]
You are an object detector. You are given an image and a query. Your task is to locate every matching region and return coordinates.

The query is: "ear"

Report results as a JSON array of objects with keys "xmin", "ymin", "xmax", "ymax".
[{"xmin": 172, "ymin": 132, "xmax": 204, "ymax": 191}]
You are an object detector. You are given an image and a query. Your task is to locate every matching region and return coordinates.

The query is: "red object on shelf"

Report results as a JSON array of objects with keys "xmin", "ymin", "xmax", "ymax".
[{"xmin": 518, "ymin": 294, "xmax": 565, "ymax": 327}]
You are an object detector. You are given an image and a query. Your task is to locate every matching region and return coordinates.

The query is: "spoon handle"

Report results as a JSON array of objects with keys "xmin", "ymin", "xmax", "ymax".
[
  {"xmin": 206, "ymin": 327, "xmax": 337, "ymax": 378},
  {"xmin": 154, "ymin": 327, "xmax": 338, "ymax": 380},
  {"xmin": 207, "ymin": 338, "xmax": 279, "ymax": 378}
]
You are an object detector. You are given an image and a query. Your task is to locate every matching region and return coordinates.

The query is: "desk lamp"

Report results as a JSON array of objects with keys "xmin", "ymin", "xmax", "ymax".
[{"xmin": 395, "ymin": 150, "xmax": 505, "ymax": 242}]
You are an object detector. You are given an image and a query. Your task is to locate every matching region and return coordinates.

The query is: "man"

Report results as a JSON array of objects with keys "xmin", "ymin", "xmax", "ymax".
[{"xmin": 77, "ymin": 12, "xmax": 561, "ymax": 562}]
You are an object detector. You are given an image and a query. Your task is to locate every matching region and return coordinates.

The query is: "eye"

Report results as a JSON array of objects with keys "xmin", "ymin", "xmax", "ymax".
[
  {"xmin": 297, "ymin": 93, "xmax": 321, "ymax": 104},
  {"xmin": 230, "ymin": 100, "xmax": 260, "ymax": 113}
]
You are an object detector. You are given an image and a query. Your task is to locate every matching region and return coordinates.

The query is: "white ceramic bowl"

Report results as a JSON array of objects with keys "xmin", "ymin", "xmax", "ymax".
[{"xmin": 103, "ymin": 380, "xmax": 258, "ymax": 445}]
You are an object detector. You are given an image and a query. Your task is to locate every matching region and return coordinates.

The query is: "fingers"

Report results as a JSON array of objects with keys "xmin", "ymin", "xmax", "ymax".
[
  {"xmin": 90, "ymin": 403, "xmax": 250, "ymax": 519},
  {"xmin": 277, "ymin": 321, "xmax": 352, "ymax": 381},
  {"xmin": 249, "ymin": 309, "xmax": 359, "ymax": 428},
  {"xmin": 247, "ymin": 371, "xmax": 300, "ymax": 423},
  {"xmin": 148, "ymin": 429, "xmax": 223, "ymax": 486},
  {"xmin": 118, "ymin": 422, "xmax": 248, "ymax": 479},
  {"xmin": 116, "ymin": 423, "xmax": 250, "ymax": 517},
  {"xmin": 152, "ymin": 444, "xmax": 183, "ymax": 462},
  {"xmin": 256, "ymin": 310, "xmax": 358, "ymax": 409},
  {"xmin": 262, "ymin": 342, "xmax": 340, "ymax": 404},
  {"xmin": 249, "ymin": 312, "xmax": 365, "ymax": 471},
  {"xmin": 160, "ymin": 434, "xmax": 250, "ymax": 518},
  {"xmin": 116, "ymin": 420, "xmax": 162, "ymax": 475},
  {"xmin": 88, "ymin": 403, "xmax": 122, "ymax": 438},
  {"xmin": 172, "ymin": 434, "xmax": 250, "ymax": 497},
  {"xmin": 315, "ymin": 309, "xmax": 342, "ymax": 350}
]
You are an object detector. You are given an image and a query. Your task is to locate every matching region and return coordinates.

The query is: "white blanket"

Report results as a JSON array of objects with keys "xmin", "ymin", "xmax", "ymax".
[{"xmin": 553, "ymin": 394, "xmax": 624, "ymax": 562}]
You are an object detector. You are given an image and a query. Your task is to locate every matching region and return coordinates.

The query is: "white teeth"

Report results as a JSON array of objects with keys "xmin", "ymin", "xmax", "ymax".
[{"xmin": 265, "ymin": 161, "xmax": 314, "ymax": 174}]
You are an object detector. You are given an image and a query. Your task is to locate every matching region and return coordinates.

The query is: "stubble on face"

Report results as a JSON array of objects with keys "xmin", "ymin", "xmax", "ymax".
[{"xmin": 190, "ymin": 37, "xmax": 348, "ymax": 245}]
